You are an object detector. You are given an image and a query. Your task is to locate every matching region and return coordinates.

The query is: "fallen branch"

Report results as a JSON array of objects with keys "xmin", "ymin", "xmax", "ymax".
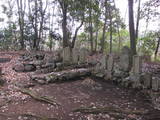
[{"xmin": 18, "ymin": 88, "xmax": 61, "ymax": 106}]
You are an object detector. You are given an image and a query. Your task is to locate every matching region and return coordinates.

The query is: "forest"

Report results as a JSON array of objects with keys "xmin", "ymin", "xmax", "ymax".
[{"xmin": 0, "ymin": 0, "xmax": 159, "ymax": 120}]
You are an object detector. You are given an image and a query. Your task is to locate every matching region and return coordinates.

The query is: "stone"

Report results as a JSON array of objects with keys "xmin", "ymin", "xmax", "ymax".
[
  {"xmin": 46, "ymin": 56, "xmax": 55, "ymax": 63},
  {"xmin": 34, "ymin": 53, "xmax": 45, "ymax": 60},
  {"xmin": 0, "ymin": 77, "xmax": 5, "ymax": 85},
  {"xmin": 79, "ymin": 48, "xmax": 88, "ymax": 64},
  {"xmin": 94, "ymin": 72, "xmax": 105, "ymax": 78},
  {"xmin": 142, "ymin": 73, "xmax": 152, "ymax": 89},
  {"xmin": 42, "ymin": 62, "xmax": 55, "ymax": 69},
  {"xmin": 29, "ymin": 60, "xmax": 45, "ymax": 66},
  {"xmin": 132, "ymin": 55, "xmax": 142, "ymax": 74},
  {"xmin": 81, "ymin": 78, "xmax": 102, "ymax": 90},
  {"xmin": 152, "ymin": 77, "xmax": 160, "ymax": 91},
  {"xmin": 88, "ymin": 60, "xmax": 97, "ymax": 66},
  {"xmin": 130, "ymin": 74, "xmax": 142, "ymax": 89},
  {"xmin": 72, "ymin": 48, "xmax": 79, "ymax": 64},
  {"xmin": 119, "ymin": 46, "xmax": 131, "ymax": 72},
  {"xmin": 107, "ymin": 54, "xmax": 114, "ymax": 71},
  {"xmin": 62, "ymin": 47, "xmax": 72, "ymax": 65},
  {"xmin": 95, "ymin": 54, "xmax": 107, "ymax": 73},
  {"xmin": 121, "ymin": 77, "xmax": 132, "ymax": 88},
  {"xmin": 100, "ymin": 55, "xmax": 107, "ymax": 70},
  {"xmin": 104, "ymin": 70, "xmax": 112, "ymax": 80},
  {"xmin": 13, "ymin": 63, "xmax": 25, "ymax": 72},
  {"xmin": 24, "ymin": 64, "xmax": 36, "ymax": 72},
  {"xmin": 103, "ymin": 54, "xmax": 114, "ymax": 80}
]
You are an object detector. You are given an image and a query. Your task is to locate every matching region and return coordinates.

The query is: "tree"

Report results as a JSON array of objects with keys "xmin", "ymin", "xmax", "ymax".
[
  {"xmin": 16, "ymin": 0, "xmax": 26, "ymax": 50},
  {"xmin": 154, "ymin": 31, "xmax": 160, "ymax": 60},
  {"xmin": 58, "ymin": 0, "xmax": 87, "ymax": 48},
  {"xmin": 141, "ymin": 0, "xmax": 160, "ymax": 34},
  {"xmin": 128, "ymin": 0, "xmax": 136, "ymax": 56},
  {"xmin": 135, "ymin": 0, "xmax": 141, "ymax": 40},
  {"xmin": 28, "ymin": 0, "xmax": 48, "ymax": 50},
  {"xmin": 58, "ymin": 0, "xmax": 69, "ymax": 48},
  {"xmin": 101, "ymin": 0, "xmax": 108, "ymax": 53}
]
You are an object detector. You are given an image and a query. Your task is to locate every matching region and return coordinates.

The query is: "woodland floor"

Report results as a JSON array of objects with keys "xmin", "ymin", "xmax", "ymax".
[{"xmin": 0, "ymin": 51, "xmax": 159, "ymax": 120}]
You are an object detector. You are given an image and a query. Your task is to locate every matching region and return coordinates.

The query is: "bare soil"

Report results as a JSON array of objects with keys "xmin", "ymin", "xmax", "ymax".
[{"xmin": 0, "ymin": 51, "xmax": 159, "ymax": 120}]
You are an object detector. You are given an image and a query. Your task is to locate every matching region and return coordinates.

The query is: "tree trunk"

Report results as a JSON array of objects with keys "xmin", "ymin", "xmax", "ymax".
[
  {"xmin": 33, "ymin": 0, "xmax": 38, "ymax": 50},
  {"xmin": 109, "ymin": 4, "xmax": 113, "ymax": 54},
  {"xmin": 117, "ymin": 28, "xmax": 121, "ymax": 51},
  {"xmin": 95, "ymin": 29, "xmax": 99, "ymax": 52},
  {"xmin": 135, "ymin": 0, "xmax": 141, "ymax": 41},
  {"xmin": 71, "ymin": 16, "xmax": 84, "ymax": 48},
  {"xmin": 16, "ymin": 0, "xmax": 25, "ymax": 50},
  {"xmin": 62, "ymin": 8, "xmax": 68, "ymax": 48},
  {"xmin": 155, "ymin": 37, "xmax": 160, "ymax": 60},
  {"xmin": 101, "ymin": 0, "xmax": 107, "ymax": 53},
  {"xmin": 113, "ymin": 0, "xmax": 121, "ymax": 51},
  {"xmin": 58, "ymin": 0, "xmax": 69, "ymax": 48},
  {"xmin": 89, "ymin": 4, "xmax": 93, "ymax": 53},
  {"xmin": 128, "ymin": 0, "xmax": 136, "ymax": 56}
]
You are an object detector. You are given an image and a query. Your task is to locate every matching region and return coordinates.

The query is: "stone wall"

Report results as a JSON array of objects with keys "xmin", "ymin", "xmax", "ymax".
[
  {"xmin": 62, "ymin": 47, "xmax": 88, "ymax": 66},
  {"xmin": 61, "ymin": 46, "xmax": 160, "ymax": 92},
  {"xmin": 93, "ymin": 46, "xmax": 160, "ymax": 92}
]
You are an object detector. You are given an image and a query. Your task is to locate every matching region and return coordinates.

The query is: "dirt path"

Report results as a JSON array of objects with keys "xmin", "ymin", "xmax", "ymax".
[{"xmin": 0, "ymin": 51, "xmax": 158, "ymax": 120}]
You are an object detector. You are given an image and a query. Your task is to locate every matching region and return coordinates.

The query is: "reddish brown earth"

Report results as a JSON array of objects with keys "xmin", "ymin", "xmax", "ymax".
[{"xmin": 0, "ymin": 51, "xmax": 159, "ymax": 120}]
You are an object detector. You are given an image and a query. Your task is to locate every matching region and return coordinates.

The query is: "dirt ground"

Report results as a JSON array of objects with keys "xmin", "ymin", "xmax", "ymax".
[{"xmin": 0, "ymin": 51, "xmax": 159, "ymax": 120}]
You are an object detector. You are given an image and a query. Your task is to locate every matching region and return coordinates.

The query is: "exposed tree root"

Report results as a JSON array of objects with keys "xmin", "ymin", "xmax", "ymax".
[
  {"xmin": 18, "ymin": 88, "xmax": 61, "ymax": 106},
  {"xmin": 0, "ymin": 113, "xmax": 58, "ymax": 120},
  {"xmin": 73, "ymin": 106, "xmax": 147, "ymax": 115},
  {"xmin": 19, "ymin": 113, "xmax": 58, "ymax": 120}
]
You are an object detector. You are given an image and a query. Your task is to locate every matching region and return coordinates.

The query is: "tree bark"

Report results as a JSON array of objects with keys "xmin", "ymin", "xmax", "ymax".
[
  {"xmin": 135, "ymin": 0, "xmax": 141, "ymax": 41},
  {"xmin": 128, "ymin": 0, "xmax": 136, "ymax": 56},
  {"xmin": 109, "ymin": 4, "xmax": 113, "ymax": 54},
  {"xmin": 71, "ymin": 15, "xmax": 84, "ymax": 48},
  {"xmin": 101, "ymin": 0, "xmax": 107, "ymax": 53},
  {"xmin": 89, "ymin": 2, "xmax": 93, "ymax": 53},
  {"xmin": 58, "ymin": 0, "xmax": 69, "ymax": 48},
  {"xmin": 16, "ymin": 0, "xmax": 26, "ymax": 50},
  {"xmin": 155, "ymin": 37, "xmax": 160, "ymax": 60},
  {"xmin": 33, "ymin": 0, "xmax": 38, "ymax": 50},
  {"xmin": 95, "ymin": 29, "xmax": 99, "ymax": 52}
]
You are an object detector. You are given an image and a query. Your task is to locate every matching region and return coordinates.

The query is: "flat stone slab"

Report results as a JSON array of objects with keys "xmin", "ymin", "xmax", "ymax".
[{"xmin": 0, "ymin": 58, "xmax": 11, "ymax": 63}]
